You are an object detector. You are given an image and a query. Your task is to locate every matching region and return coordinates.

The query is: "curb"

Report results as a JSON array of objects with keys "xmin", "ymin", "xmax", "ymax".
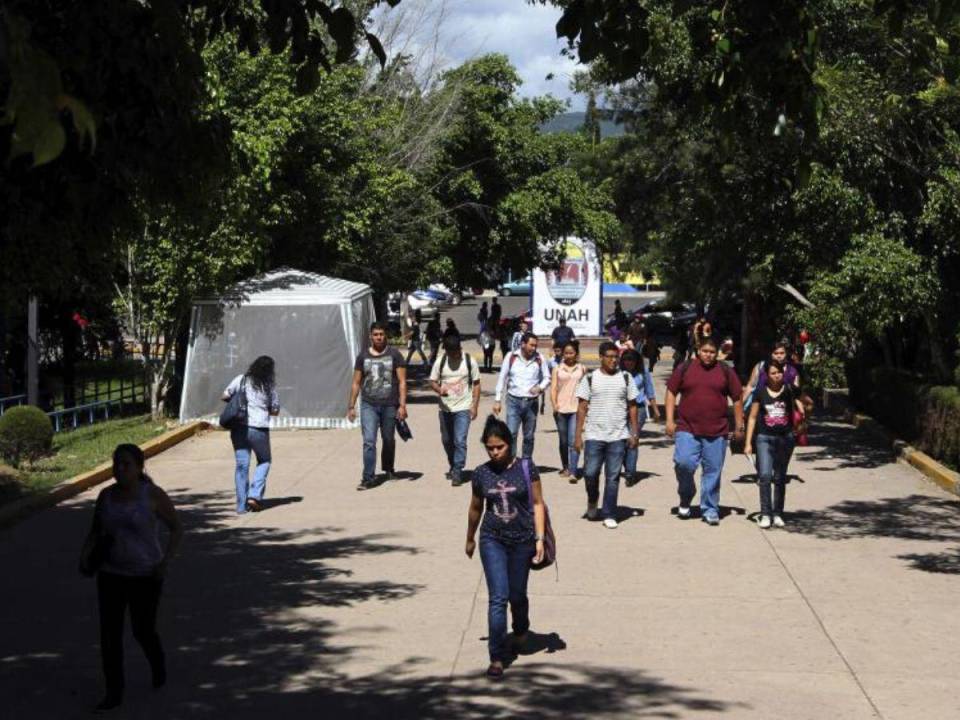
[
  {"xmin": 844, "ymin": 410, "xmax": 960, "ymax": 496},
  {"xmin": 0, "ymin": 421, "xmax": 212, "ymax": 530}
]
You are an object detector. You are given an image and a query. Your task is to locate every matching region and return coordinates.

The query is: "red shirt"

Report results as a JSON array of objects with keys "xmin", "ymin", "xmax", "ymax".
[{"xmin": 667, "ymin": 361, "xmax": 742, "ymax": 438}]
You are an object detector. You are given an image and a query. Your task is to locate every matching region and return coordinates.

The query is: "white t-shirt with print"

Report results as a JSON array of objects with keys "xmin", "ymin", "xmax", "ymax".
[{"xmin": 429, "ymin": 353, "xmax": 481, "ymax": 413}]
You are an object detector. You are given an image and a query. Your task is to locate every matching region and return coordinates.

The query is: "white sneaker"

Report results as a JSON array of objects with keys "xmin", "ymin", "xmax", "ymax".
[
  {"xmin": 603, "ymin": 517, "xmax": 618, "ymax": 529},
  {"xmin": 773, "ymin": 515, "xmax": 786, "ymax": 528},
  {"xmin": 758, "ymin": 515, "xmax": 772, "ymax": 529},
  {"xmin": 677, "ymin": 505, "xmax": 691, "ymax": 519}
]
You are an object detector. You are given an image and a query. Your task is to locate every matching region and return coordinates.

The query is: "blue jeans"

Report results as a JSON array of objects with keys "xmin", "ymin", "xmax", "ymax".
[
  {"xmin": 583, "ymin": 439, "xmax": 627, "ymax": 519},
  {"xmin": 479, "ymin": 536, "xmax": 535, "ymax": 662},
  {"xmin": 360, "ymin": 401, "xmax": 397, "ymax": 482},
  {"xmin": 231, "ymin": 426, "xmax": 271, "ymax": 513},
  {"xmin": 673, "ymin": 431, "xmax": 727, "ymax": 520},
  {"xmin": 756, "ymin": 433, "xmax": 795, "ymax": 516},
  {"xmin": 554, "ymin": 412, "xmax": 580, "ymax": 474},
  {"xmin": 505, "ymin": 395, "xmax": 538, "ymax": 459},
  {"xmin": 622, "ymin": 406, "xmax": 648, "ymax": 477},
  {"xmin": 439, "ymin": 410, "xmax": 471, "ymax": 480}
]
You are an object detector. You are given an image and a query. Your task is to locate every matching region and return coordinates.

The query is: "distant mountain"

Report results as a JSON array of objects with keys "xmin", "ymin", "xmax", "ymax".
[{"xmin": 540, "ymin": 111, "xmax": 626, "ymax": 138}]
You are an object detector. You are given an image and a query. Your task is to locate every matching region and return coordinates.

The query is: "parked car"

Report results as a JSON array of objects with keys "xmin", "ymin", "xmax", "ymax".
[
  {"xmin": 406, "ymin": 291, "xmax": 440, "ymax": 318},
  {"xmin": 606, "ymin": 299, "xmax": 697, "ymax": 338},
  {"xmin": 497, "ymin": 276, "xmax": 532, "ymax": 296},
  {"xmin": 428, "ymin": 283, "xmax": 465, "ymax": 305}
]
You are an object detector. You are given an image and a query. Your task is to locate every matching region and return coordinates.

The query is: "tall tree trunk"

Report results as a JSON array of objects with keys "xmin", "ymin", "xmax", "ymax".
[{"xmin": 58, "ymin": 303, "xmax": 79, "ymax": 408}]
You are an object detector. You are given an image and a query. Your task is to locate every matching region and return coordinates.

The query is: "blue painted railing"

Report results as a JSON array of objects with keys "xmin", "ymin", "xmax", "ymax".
[{"xmin": 0, "ymin": 395, "xmax": 27, "ymax": 416}]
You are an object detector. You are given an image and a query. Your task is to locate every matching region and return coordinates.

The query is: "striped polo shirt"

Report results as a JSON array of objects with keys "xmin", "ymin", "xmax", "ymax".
[{"xmin": 575, "ymin": 370, "xmax": 640, "ymax": 442}]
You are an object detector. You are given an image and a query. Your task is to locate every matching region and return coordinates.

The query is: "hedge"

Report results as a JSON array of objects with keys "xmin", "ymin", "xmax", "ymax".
[{"xmin": 850, "ymin": 367, "xmax": 960, "ymax": 471}]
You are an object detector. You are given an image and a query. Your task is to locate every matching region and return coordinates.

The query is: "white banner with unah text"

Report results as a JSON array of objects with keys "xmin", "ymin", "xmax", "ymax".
[{"xmin": 532, "ymin": 237, "xmax": 602, "ymax": 337}]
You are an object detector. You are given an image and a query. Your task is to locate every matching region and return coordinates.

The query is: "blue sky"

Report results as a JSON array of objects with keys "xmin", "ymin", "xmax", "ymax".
[{"xmin": 372, "ymin": 0, "xmax": 586, "ymax": 110}]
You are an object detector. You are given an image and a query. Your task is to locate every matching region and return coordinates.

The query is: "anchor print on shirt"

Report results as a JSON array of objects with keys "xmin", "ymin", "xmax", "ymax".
[{"xmin": 488, "ymin": 479, "xmax": 518, "ymax": 523}]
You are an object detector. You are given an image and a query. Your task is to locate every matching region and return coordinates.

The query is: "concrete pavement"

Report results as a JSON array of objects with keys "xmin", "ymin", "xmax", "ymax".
[{"xmin": 2, "ymin": 357, "xmax": 959, "ymax": 719}]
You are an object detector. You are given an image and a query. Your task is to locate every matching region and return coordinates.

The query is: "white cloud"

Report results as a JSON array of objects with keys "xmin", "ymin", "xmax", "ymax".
[{"xmin": 372, "ymin": 0, "xmax": 586, "ymax": 109}]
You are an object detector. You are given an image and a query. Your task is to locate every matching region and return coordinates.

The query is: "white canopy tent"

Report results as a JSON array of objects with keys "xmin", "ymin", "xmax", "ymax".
[{"xmin": 179, "ymin": 269, "xmax": 374, "ymax": 428}]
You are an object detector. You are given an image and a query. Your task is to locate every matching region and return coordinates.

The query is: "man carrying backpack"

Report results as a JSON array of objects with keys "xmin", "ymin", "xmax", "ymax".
[
  {"xmin": 430, "ymin": 335, "xmax": 481, "ymax": 486},
  {"xmin": 665, "ymin": 336, "xmax": 744, "ymax": 525},
  {"xmin": 493, "ymin": 332, "xmax": 550, "ymax": 459},
  {"xmin": 574, "ymin": 341, "xmax": 640, "ymax": 529}
]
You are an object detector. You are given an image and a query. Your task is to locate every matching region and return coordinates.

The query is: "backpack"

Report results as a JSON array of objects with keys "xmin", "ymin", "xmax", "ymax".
[
  {"xmin": 586, "ymin": 369, "xmax": 632, "ymax": 391},
  {"xmin": 677, "ymin": 359, "xmax": 737, "ymax": 398},
  {"xmin": 438, "ymin": 352, "xmax": 475, "ymax": 384},
  {"xmin": 508, "ymin": 351, "xmax": 543, "ymax": 384},
  {"xmin": 521, "ymin": 458, "xmax": 556, "ymax": 572}
]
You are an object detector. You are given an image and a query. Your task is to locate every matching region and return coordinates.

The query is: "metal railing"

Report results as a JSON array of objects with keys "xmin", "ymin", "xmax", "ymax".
[
  {"xmin": 0, "ymin": 394, "xmax": 27, "ymax": 416},
  {"xmin": 48, "ymin": 397, "xmax": 124, "ymax": 433}
]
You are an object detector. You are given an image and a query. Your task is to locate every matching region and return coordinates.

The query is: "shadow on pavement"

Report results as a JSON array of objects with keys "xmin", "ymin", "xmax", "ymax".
[
  {"xmin": 785, "ymin": 493, "xmax": 960, "ymax": 574},
  {"xmin": 793, "ymin": 421, "xmax": 895, "ymax": 471},
  {"xmin": 1, "ymin": 490, "xmax": 423, "ymax": 717}
]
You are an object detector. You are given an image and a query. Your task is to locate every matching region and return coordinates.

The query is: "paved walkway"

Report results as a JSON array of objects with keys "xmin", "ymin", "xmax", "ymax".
[{"xmin": 2, "ymin": 360, "xmax": 959, "ymax": 719}]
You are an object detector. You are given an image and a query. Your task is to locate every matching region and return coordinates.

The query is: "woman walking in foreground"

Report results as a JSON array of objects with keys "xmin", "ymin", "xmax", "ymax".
[
  {"xmin": 80, "ymin": 444, "xmax": 182, "ymax": 712},
  {"xmin": 465, "ymin": 416, "xmax": 546, "ymax": 679}
]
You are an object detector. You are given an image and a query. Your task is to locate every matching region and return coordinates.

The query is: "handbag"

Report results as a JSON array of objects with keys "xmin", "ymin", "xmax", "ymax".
[
  {"xmin": 219, "ymin": 376, "xmax": 248, "ymax": 429},
  {"xmin": 521, "ymin": 459, "xmax": 556, "ymax": 571},
  {"xmin": 79, "ymin": 531, "xmax": 113, "ymax": 577}
]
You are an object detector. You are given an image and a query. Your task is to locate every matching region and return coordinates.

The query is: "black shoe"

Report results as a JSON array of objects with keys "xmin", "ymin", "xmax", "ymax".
[
  {"xmin": 624, "ymin": 473, "xmax": 639, "ymax": 488},
  {"xmin": 94, "ymin": 694, "xmax": 123, "ymax": 712},
  {"xmin": 444, "ymin": 470, "xmax": 452, "ymax": 480},
  {"xmin": 357, "ymin": 479, "xmax": 375, "ymax": 491},
  {"xmin": 383, "ymin": 471, "xmax": 397, "ymax": 481},
  {"xmin": 451, "ymin": 476, "xmax": 466, "ymax": 487}
]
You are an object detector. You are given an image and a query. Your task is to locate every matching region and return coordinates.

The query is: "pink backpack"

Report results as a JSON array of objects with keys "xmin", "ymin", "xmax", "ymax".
[{"xmin": 521, "ymin": 459, "xmax": 556, "ymax": 571}]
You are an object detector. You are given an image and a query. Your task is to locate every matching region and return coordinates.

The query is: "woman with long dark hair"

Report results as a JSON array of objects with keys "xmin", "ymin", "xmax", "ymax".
[
  {"xmin": 222, "ymin": 355, "xmax": 280, "ymax": 512},
  {"xmin": 465, "ymin": 415, "xmax": 546, "ymax": 678},
  {"xmin": 79, "ymin": 444, "xmax": 182, "ymax": 711}
]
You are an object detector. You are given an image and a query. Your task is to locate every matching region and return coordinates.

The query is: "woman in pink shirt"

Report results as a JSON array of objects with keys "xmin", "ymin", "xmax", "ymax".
[{"xmin": 550, "ymin": 340, "xmax": 587, "ymax": 482}]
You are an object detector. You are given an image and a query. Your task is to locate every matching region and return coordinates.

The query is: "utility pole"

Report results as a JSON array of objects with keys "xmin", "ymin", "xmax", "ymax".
[{"xmin": 27, "ymin": 296, "xmax": 38, "ymax": 406}]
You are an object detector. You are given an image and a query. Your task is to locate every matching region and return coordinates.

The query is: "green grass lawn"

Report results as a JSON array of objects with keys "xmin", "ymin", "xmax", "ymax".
[{"xmin": 0, "ymin": 415, "xmax": 169, "ymax": 502}]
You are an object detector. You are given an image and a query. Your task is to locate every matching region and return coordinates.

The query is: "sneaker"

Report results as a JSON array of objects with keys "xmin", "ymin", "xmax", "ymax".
[
  {"xmin": 383, "ymin": 471, "xmax": 397, "ymax": 481},
  {"xmin": 559, "ymin": 468, "xmax": 570, "ymax": 478},
  {"xmin": 444, "ymin": 470, "xmax": 452, "ymax": 480},
  {"xmin": 704, "ymin": 514, "xmax": 720, "ymax": 526},
  {"xmin": 585, "ymin": 504, "xmax": 599, "ymax": 521},
  {"xmin": 624, "ymin": 472, "xmax": 639, "ymax": 488},
  {"xmin": 773, "ymin": 515, "xmax": 786, "ymax": 528},
  {"xmin": 677, "ymin": 505, "xmax": 691, "ymax": 519},
  {"xmin": 568, "ymin": 472, "xmax": 579, "ymax": 484},
  {"xmin": 603, "ymin": 517, "xmax": 619, "ymax": 529},
  {"xmin": 356, "ymin": 479, "xmax": 375, "ymax": 491},
  {"xmin": 758, "ymin": 515, "xmax": 772, "ymax": 529},
  {"xmin": 451, "ymin": 475, "xmax": 465, "ymax": 487}
]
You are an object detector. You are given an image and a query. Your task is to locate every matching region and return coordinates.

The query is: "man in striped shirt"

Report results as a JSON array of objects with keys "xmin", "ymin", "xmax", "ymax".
[{"xmin": 575, "ymin": 341, "xmax": 640, "ymax": 529}]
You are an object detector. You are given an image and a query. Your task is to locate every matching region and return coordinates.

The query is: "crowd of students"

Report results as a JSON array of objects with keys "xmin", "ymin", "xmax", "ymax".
[{"xmin": 77, "ymin": 303, "xmax": 812, "ymax": 706}]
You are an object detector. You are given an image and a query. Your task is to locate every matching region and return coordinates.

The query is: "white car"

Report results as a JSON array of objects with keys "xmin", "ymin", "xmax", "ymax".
[{"xmin": 406, "ymin": 292, "xmax": 440, "ymax": 317}]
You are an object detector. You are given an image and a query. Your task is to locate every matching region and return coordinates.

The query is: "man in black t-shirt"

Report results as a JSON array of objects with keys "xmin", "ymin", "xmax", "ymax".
[
  {"xmin": 551, "ymin": 316, "xmax": 575, "ymax": 347},
  {"xmin": 348, "ymin": 322, "xmax": 408, "ymax": 490}
]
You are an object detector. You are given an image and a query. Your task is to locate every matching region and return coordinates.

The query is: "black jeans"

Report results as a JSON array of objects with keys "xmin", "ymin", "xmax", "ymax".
[
  {"xmin": 97, "ymin": 571, "xmax": 165, "ymax": 698},
  {"xmin": 482, "ymin": 346, "xmax": 495, "ymax": 371}
]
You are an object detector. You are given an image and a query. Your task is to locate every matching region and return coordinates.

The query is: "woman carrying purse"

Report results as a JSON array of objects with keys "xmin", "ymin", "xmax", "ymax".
[{"xmin": 465, "ymin": 415, "xmax": 546, "ymax": 679}]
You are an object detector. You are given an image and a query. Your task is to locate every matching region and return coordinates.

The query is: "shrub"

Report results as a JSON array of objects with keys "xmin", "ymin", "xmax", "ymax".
[
  {"xmin": 850, "ymin": 368, "xmax": 960, "ymax": 470},
  {"xmin": 0, "ymin": 406, "xmax": 54, "ymax": 468}
]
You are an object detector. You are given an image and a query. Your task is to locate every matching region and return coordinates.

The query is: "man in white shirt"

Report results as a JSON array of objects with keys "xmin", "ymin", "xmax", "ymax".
[
  {"xmin": 575, "ymin": 341, "xmax": 640, "ymax": 528},
  {"xmin": 493, "ymin": 332, "xmax": 550, "ymax": 458},
  {"xmin": 430, "ymin": 335, "xmax": 481, "ymax": 486}
]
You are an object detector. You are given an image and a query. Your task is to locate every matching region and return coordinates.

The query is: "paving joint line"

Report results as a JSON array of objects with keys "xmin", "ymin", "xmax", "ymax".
[
  {"xmin": 729, "ymin": 478, "xmax": 885, "ymax": 719},
  {"xmin": 450, "ymin": 572, "xmax": 483, "ymax": 679}
]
